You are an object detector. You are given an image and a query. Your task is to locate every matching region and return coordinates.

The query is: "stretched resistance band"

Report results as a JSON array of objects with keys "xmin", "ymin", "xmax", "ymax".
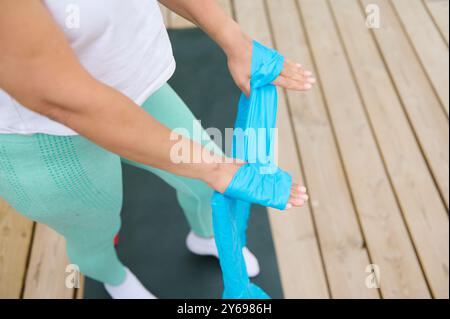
[{"xmin": 211, "ymin": 41, "xmax": 292, "ymax": 299}]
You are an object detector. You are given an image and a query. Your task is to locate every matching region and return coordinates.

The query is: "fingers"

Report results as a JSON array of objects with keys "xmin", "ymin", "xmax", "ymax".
[
  {"xmin": 238, "ymin": 58, "xmax": 314, "ymax": 95},
  {"xmin": 285, "ymin": 184, "xmax": 309, "ymax": 210},
  {"xmin": 273, "ymin": 75, "xmax": 313, "ymax": 91},
  {"xmin": 281, "ymin": 59, "xmax": 311, "ymax": 80},
  {"xmin": 274, "ymin": 58, "xmax": 316, "ymax": 92}
]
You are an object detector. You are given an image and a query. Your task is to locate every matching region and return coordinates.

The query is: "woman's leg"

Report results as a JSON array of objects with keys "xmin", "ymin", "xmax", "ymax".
[
  {"xmin": 121, "ymin": 83, "xmax": 222, "ymax": 238},
  {"xmin": 0, "ymin": 133, "xmax": 126, "ymax": 285},
  {"xmin": 121, "ymin": 83, "xmax": 260, "ymax": 276}
]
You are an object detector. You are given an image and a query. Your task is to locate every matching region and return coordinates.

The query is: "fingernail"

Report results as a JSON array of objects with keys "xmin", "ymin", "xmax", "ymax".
[
  {"xmin": 304, "ymin": 83, "xmax": 312, "ymax": 89},
  {"xmin": 286, "ymin": 203, "xmax": 292, "ymax": 210},
  {"xmin": 300, "ymin": 186, "xmax": 307, "ymax": 192},
  {"xmin": 296, "ymin": 63, "xmax": 302, "ymax": 68},
  {"xmin": 309, "ymin": 78, "xmax": 316, "ymax": 83}
]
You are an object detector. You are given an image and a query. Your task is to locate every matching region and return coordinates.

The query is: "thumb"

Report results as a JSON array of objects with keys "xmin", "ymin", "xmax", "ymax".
[{"xmin": 241, "ymin": 81, "xmax": 251, "ymax": 98}]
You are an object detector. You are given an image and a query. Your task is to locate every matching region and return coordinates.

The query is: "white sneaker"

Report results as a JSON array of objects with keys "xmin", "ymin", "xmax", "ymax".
[
  {"xmin": 104, "ymin": 267, "xmax": 157, "ymax": 299},
  {"xmin": 185, "ymin": 231, "xmax": 260, "ymax": 277}
]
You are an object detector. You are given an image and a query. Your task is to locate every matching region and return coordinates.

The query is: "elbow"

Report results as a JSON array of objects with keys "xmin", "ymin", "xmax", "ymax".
[
  {"xmin": 12, "ymin": 74, "xmax": 98, "ymax": 128},
  {"xmin": 39, "ymin": 100, "xmax": 75, "ymax": 127},
  {"xmin": 0, "ymin": 51, "xmax": 98, "ymax": 129},
  {"xmin": 12, "ymin": 88, "xmax": 74, "ymax": 127}
]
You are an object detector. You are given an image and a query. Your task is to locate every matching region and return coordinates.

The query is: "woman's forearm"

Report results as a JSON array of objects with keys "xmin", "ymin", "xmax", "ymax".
[
  {"xmin": 159, "ymin": 0, "xmax": 251, "ymax": 57},
  {"xmin": 48, "ymin": 79, "xmax": 226, "ymax": 186}
]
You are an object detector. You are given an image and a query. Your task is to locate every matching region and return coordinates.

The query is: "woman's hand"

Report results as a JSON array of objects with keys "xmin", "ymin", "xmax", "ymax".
[
  {"xmin": 159, "ymin": 1, "xmax": 316, "ymax": 96},
  {"xmin": 225, "ymin": 31, "xmax": 316, "ymax": 97},
  {"xmin": 207, "ymin": 160, "xmax": 309, "ymax": 210}
]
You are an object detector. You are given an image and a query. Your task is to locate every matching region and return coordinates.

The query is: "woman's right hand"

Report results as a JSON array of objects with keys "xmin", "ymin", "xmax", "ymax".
[{"xmin": 208, "ymin": 160, "xmax": 309, "ymax": 210}]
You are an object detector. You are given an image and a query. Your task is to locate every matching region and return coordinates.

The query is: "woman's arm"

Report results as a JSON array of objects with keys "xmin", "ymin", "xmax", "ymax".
[
  {"xmin": 158, "ymin": 0, "xmax": 316, "ymax": 96},
  {"xmin": 0, "ymin": 0, "xmax": 236, "ymax": 192},
  {"xmin": 159, "ymin": 0, "xmax": 246, "ymax": 56}
]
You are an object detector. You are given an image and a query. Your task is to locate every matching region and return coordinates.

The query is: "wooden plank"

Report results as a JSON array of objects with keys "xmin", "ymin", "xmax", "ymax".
[
  {"xmin": 233, "ymin": 0, "xmax": 329, "ymax": 299},
  {"xmin": 268, "ymin": 96, "xmax": 330, "ymax": 299},
  {"xmin": 217, "ymin": 0, "xmax": 233, "ymax": 16},
  {"xmin": 75, "ymin": 275, "xmax": 85, "ymax": 299},
  {"xmin": 263, "ymin": 0, "xmax": 378, "ymax": 298},
  {"xmin": 170, "ymin": 13, "xmax": 195, "ymax": 29},
  {"xmin": 362, "ymin": 0, "xmax": 449, "ymax": 209},
  {"xmin": 331, "ymin": 0, "xmax": 448, "ymax": 299},
  {"xmin": 168, "ymin": 0, "xmax": 233, "ymax": 29},
  {"xmin": 297, "ymin": 0, "xmax": 430, "ymax": 298},
  {"xmin": 392, "ymin": 0, "xmax": 449, "ymax": 116},
  {"xmin": 158, "ymin": 2, "xmax": 171, "ymax": 27},
  {"xmin": 22, "ymin": 224, "xmax": 73, "ymax": 299},
  {"xmin": 423, "ymin": 0, "xmax": 449, "ymax": 45},
  {"xmin": 0, "ymin": 198, "xmax": 34, "ymax": 298}
]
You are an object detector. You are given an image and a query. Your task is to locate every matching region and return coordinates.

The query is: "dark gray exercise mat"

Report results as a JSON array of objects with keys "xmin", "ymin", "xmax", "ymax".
[{"xmin": 84, "ymin": 28, "xmax": 283, "ymax": 299}]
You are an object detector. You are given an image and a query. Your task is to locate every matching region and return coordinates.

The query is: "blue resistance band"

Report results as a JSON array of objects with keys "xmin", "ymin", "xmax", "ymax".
[{"xmin": 211, "ymin": 41, "xmax": 292, "ymax": 299}]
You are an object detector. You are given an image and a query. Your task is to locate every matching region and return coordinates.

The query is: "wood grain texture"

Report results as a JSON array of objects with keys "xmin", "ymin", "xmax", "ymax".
[
  {"xmin": 265, "ymin": 0, "xmax": 378, "ymax": 298},
  {"xmin": 392, "ymin": 0, "xmax": 449, "ymax": 116},
  {"xmin": 331, "ymin": 0, "xmax": 448, "ymax": 298},
  {"xmin": 361, "ymin": 0, "xmax": 449, "ymax": 210},
  {"xmin": 295, "ymin": 0, "xmax": 430, "ymax": 298},
  {"xmin": 22, "ymin": 224, "xmax": 74, "ymax": 299},
  {"xmin": 0, "ymin": 198, "xmax": 34, "ymax": 298},
  {"xmin": 423, "ymin": 0, "xmax": 449, "ymax": 45}
]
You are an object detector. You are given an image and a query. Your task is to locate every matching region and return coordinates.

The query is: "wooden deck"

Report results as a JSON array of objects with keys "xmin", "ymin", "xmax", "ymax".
[{"xmin": 0, "ymin": 0, "xmax": 448, "ymax": 299}]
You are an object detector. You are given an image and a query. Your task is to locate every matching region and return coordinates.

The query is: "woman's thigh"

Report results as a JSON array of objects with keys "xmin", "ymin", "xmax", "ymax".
[
  {"xmin": 141, "ymin": 83, "xmax": 223, "ymax": 155},
  {"xmin": 120, "ymin": 83, "xmax": 223, "ymax": 237},
  {"xmin": 122, "ymin": 83, "xmax": 224, "ymax": 202},
  {"xmin": 0, "ymin": 133, "xmax": 123, "ymax": 238}
]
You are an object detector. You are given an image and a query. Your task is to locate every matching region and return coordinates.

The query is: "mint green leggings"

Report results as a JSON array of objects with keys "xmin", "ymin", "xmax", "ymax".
[{"xmin": 0, "ymin": 84, "xmax": 221, "ymax": 285}]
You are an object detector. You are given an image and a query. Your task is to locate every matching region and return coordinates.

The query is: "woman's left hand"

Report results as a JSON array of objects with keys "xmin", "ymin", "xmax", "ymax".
[{"xmin": 226, "ymin": 34, "xmax": 316, "ymax": 97}]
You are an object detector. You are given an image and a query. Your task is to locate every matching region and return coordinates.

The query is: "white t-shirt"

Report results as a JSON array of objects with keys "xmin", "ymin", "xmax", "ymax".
[{"xmin": 0, "ymin": 0, "xmax": 175, "ymax": 135}]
